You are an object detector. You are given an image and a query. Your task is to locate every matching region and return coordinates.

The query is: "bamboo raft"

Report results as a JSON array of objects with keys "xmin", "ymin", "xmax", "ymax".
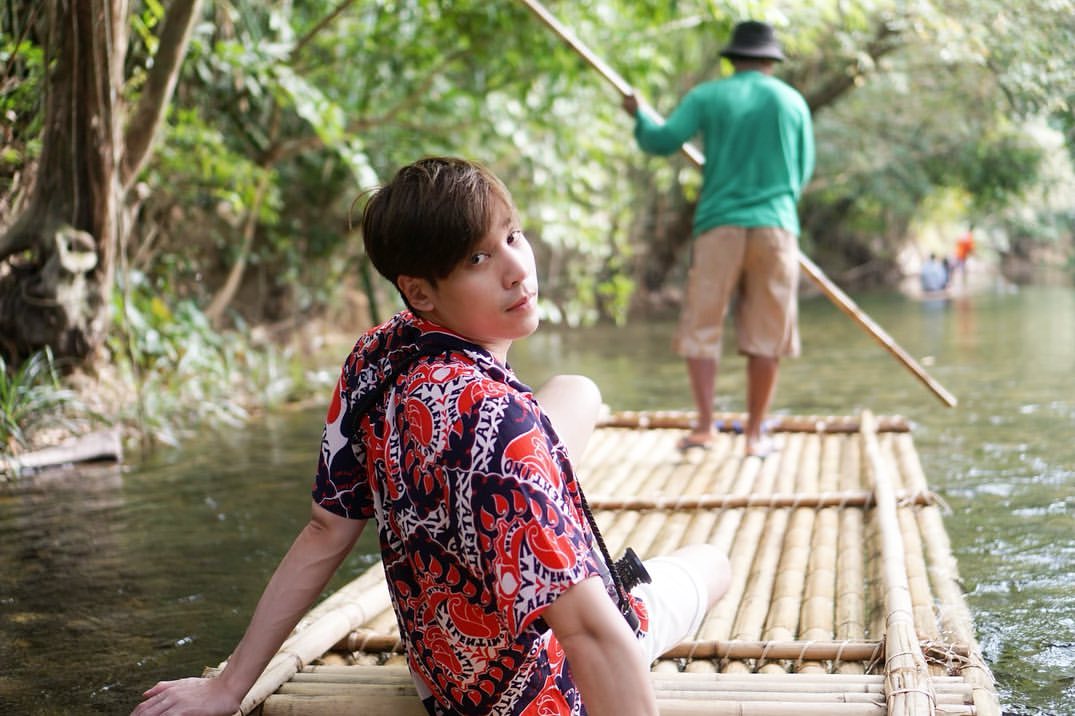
[{"xmin": 213, "ymin": 410, "xmax": 999, "ymax": 716}]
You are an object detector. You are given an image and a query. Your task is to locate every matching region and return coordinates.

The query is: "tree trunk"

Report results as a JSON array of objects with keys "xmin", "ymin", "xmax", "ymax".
[
  {"xmin": 0, "ymin": 0, "xmax": 201, "ymax": 366},
  {"xmin": 0, "ymin": 0, "xmax": 127, "ymax": 363}
]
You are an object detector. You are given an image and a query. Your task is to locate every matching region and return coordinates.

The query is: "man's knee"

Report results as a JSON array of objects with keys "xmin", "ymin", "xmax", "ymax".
[
  {"xmin": 704, "ymin": 549, "xmax": 732, "ymax": 608},
  {"xmin": 542, "ymin": 374, "xmax": 602, "ymax": 411},
  {"xmin": 668, "ymin": 543, "xmax": 731, "ymax": 609}
]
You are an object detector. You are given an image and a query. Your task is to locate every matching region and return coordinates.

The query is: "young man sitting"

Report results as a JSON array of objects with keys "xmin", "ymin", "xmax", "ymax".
[{"xmin": 132, "ymin": 157, "xmax": 730, "ymax": 716}]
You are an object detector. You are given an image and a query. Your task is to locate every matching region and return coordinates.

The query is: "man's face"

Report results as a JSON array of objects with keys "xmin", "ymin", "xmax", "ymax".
[{"xmin": 403, "ymin": 199, "xmax": 539, "ymax": 362}]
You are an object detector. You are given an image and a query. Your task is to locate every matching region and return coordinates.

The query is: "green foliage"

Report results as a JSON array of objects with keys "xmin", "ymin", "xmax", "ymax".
[
  {"xmin": 130, "ymin": 0, "xmax": 166, "ymax": 57},
  {"xmin": 953, "ymin": 129, "xmax": 1043, "ymax": 215},
  {"xmin": 1, "ymin": 0, "xmax": 1071, "ymax": 451},
  {"xmin": 154, "ymin": 108, "xmax": 277, "ymax": 220},
  {"xmin": 134, "ymin": 107, "xmax": 279, "ymax": 301},
  {"xmin": 0, "ymin": 348, "xmax": 81, "ymax": 454},
  {"xmin": 19, "ymin": 0, "xmax": 1075, "ymax": 356},
  {"xmin": 0, "ymin": 31, "xmax": 46, "ymax": 183},
  {"xmin": 0, "ymin": 34, "xmax": 44, "ymax": 122},
  {"xmin": 107, "ymin": 276, "xmax": 306, "ymax": 445}
]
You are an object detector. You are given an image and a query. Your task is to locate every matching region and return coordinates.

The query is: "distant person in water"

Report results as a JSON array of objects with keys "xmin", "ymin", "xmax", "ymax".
[
  {"xmin": 920, "ymin": 253, "xmax": 948, "ymax": 293},
  {"xmin": 621, "ymin": 20, "xmax": 814, "ymax": 458},
  {"xmin": 953, "ymin": 227, "xmax": 975, "ymax": 286},
  {"xmin": 131, "ymin": 156, "xmax": 731, "ymax": 716}
]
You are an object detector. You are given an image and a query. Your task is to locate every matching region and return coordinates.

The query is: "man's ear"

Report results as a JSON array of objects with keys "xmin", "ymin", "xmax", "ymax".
[{"xmin": 396, "ymin": 275, "xmax": 435, "ymax": 312}]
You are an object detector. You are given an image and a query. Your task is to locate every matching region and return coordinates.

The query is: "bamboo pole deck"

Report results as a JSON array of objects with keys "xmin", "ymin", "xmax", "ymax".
[{"xmin": 212, "ymin": 411, "xmax": 999, "ymax": 716}]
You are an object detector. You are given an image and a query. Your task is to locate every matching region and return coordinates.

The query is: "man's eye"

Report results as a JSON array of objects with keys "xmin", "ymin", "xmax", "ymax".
[{"xmin": 469, "ymin": 253, "xmax": 489, "ymax": 265}]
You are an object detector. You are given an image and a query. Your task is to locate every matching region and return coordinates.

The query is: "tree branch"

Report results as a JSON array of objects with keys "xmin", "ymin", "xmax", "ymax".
[
  {"xmin": 796, "ymin": 20, "xmax": 902, "ymax": 113},
  {"xmin": 120, "ymin": 0, "xmax": 204, "ymax": 188},
  {"xmin": 289, "ymin": 0, "xmax": 357, "ymax": 65}
]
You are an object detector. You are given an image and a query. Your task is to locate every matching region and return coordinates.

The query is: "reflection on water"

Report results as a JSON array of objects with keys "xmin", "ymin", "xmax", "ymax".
[
  {"xmin": 0, "ymin": 413, "xmax": 380, "ymax": 715},
  {"xmin": 1, "ymin": 286, "xmax": 1072, "ymax": 714}
]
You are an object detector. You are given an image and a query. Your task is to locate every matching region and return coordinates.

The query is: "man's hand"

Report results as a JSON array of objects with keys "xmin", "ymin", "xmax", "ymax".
[
  {"xmin": 622, "ymin": 93, "xmax": 639, "ymax": 117},
  {"xmin": 130, "ymin": 504, "xmax": 366, "ymax": 716},
  {"xmin": 131, "ymin": 676, "xmax": 239, "ymax": 716}
]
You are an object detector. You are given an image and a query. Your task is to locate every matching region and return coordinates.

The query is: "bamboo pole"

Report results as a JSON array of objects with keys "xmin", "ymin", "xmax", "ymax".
[
  {"xmin": 294, "ymin": 664, "xmax": 973, "ymax": 689},
  {"xmin": 884, "ymin": 436, "xmax": 941, "ymax": 655},
  {"xmin": 632, "ymin": 507, "xmax": 674, "ymax": 559},
  {"xmin": 690, "ymin": 455, "xmax": 771, "ymax": 672},
  {"xmin": 863, "ymin": 509, "xmax": 886, "ymax": 646},
  {"xmin": 363, "ymin": 604, "xmax": 400, "ymax": 635},
  {"xmin": 725, "ymin": 484, "xmax": 789, "ymax": 672},
  {"xmin": 835, "ymin": 435, "xmax": 868, "ymax": 674},
  {"xmin": 601, "ymin": 411, "xmax": 912, "ymax": 434},
  {"xmin": 227, "ymin": 563, "xmax": 393, "ymax": 715},
  {"xmin": 722, "ymin": 435, "xmax": 801, "ymax": 672},
  {"xmin": 860, "ymin": 412, "xmax": 937, "ymax": 715},
  {"xmin": 586, "ymin": 488, "xmax": 938, "ymax": 511},
  {"xmin": 646, "ymin": 505, "xmax": 691, "ymax": 558},
  {"xmin": 258, "ymin": 688, "xmax": 958, "ymax": 709},
  {"xmin": 276, "ymin": 680, "xmax": 973, "ymax": 706},
  {"xmin": 759, "ymin": 433, "xmax": 820, "ymax": 673},
  {"xmin": 893, "ymin": 433, "xmax": 1001, "ymax": 716},
  {"xmin": 668, "ymin": 639, "xmax": 969, "ymax": 662},
  {"xmin": 515, "ymin": 0, "xmax": 958, "ymax": 408},
  {"xmin": 893, "ymin": 434, "xmax": 979, "ymax": 643},
  {"xmin": 579, "ymin": 426, "xmax": 655, "ymax": 495},
  {"xmin": 595, "ymin": 507, "xmax": 639, "ymax": 558},
  {"xmin": 798, "ymin": 434, "xmax": 842, "ymax": 673},
  {"xmin": 259, "ymin": 665, "xmax": 978, "ymax": 716}
]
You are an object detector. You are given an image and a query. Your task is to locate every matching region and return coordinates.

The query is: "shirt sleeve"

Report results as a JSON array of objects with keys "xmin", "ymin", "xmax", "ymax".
[
  {"xmin": 634, "ymin": 87, "xmax": 704, "ymax": 156},
  {"xmin": 466, "ymin": 392, "xmax": 604, "ymax": 636},
  {"xmin": 798, "ymin": 99, "xmax": 816, "ymax": 192},
  {"xmin": 311, "ymin": 363, "xmax": 375, "ymax": 519}
]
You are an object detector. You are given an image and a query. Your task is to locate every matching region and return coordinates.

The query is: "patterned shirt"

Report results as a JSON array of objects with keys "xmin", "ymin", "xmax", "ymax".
[{"xmin": 313, "ymin": 311, "xmax": 643, "ymax": 714}]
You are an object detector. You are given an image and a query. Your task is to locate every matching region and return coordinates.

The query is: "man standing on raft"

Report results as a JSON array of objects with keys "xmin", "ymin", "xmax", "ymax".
[{"xmin": 623, "ymin": 20, "xmax": 815, "ymax": 458}]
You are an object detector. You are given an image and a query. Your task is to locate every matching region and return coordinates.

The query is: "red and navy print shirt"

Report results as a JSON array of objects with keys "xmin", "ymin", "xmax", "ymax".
[{"xmin": 313, "ymin": 311, "xmax": 641, "ymax": 715}]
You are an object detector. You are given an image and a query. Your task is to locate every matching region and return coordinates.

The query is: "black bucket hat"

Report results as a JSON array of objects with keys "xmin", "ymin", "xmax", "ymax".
[{"xmin": 720, "ymin": 21, "xmax": 785, "ymax": 62}]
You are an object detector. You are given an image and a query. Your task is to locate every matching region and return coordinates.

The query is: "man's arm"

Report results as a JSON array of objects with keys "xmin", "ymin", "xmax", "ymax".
[
  {"xmin": 631, "ymin": 88, "xmax": 704, "ymax": 156},
  {"xmin": 542, "ymin": 577, "xmax": 658, "ymax": 716},
  {"xmin": 131, "ymin": 503, "xmax": 366, "ymax": 716}
]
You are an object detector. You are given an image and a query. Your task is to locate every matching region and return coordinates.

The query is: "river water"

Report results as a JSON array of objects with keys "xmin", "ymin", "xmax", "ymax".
[{"xmin": 1, "ymin": 285, "xmax": 1072, "ymax": 715}]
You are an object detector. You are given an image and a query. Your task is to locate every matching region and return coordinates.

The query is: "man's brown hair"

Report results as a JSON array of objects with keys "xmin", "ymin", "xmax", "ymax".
[{"xmin": 358, "ymin": 157, "xmax": 514, "ymax": 292}]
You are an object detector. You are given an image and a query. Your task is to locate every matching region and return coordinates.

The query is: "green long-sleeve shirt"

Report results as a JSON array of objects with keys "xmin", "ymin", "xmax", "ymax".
[{"xmin": 634, "ymin": 70, "xmax": 814, "ymax": 236}]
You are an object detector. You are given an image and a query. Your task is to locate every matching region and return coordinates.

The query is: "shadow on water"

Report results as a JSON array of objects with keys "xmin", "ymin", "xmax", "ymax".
[{"xmin": 1, "ymin": 285, "xmax": 1072, "ymax": 714}]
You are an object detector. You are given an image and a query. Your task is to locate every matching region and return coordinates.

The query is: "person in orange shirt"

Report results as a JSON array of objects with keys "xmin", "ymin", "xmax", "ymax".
[{"xmin": 953, "ymin": 227, "xmax": 975, "ymax": 285}]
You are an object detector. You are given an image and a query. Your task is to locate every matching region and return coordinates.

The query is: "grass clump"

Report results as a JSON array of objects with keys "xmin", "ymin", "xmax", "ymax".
[{"xmin": 0, "ymin": 348, "xmax": 89, "ymax": 456}]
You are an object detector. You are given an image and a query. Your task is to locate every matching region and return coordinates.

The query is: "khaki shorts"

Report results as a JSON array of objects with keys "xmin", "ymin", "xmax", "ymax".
[
  {"xmin": 633, "ymin": 556, "xmax": 709, "ymax": 665},
  {"xmin": 673, "ymin": 226, "xmax": 801, "ymax": 360}
]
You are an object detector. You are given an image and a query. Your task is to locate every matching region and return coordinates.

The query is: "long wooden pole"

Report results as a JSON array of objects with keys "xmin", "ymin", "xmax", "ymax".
[{"xmin": 516, "ymin": 0, "xmax": 957, "ymax": 408}]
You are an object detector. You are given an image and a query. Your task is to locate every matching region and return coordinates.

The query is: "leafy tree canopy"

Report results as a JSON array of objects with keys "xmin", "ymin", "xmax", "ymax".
[{"xmin": 3, "ymin": 0, "xmax": 1072, "ymax": 333}]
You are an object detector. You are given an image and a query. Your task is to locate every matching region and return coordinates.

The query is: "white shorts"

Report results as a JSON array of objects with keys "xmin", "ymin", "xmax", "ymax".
[{"xmin": 633, "ymin": 556, "xmax": 709, "ymax": 665}]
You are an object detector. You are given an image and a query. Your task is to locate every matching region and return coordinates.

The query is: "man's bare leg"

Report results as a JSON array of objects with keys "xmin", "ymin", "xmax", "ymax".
[
  {"xmin": 683, "ymin": 357, "xmax": 717, "ymax": 448},
  {"xmin": 745, "ymin": 354, "xmax": 779, "ymax": 456}
]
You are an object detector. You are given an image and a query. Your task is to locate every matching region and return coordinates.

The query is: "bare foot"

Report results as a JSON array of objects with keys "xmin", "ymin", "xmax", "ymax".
[
  {"xmin": 676, "ymin": 432, "xmax": 715, "ymax": 451},
  {"xmin": 745, "ymin": 434, "xmax": 780, "ymax": 458}
]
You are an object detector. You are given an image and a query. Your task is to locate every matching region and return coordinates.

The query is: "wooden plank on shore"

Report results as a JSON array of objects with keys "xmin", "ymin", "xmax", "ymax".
[{"xmin": 1, "ymin": 429, "xmax": 122, "ymax": 475}]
